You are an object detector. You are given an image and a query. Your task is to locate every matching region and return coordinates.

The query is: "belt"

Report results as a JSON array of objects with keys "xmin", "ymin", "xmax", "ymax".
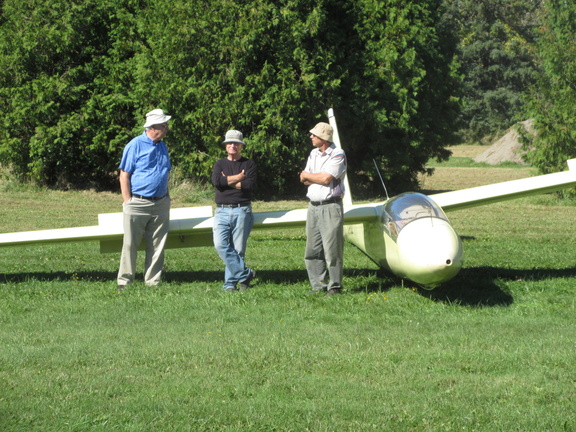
[
  {"xmin": 310, "ymin": 197, "xmax": 342, "ymax": 206},
  {"xmin": 132, "ymin": 194, "xmax": 168, "ymax": 201},
  {"xmin": 217, "ymin": 201, "xmax": 251, "ymax": 208}
]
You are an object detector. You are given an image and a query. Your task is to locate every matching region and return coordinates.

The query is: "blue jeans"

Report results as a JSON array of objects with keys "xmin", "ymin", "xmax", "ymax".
[{"xmin": 213, "ymin": 205, "xmax": 254, "ymax": 289}]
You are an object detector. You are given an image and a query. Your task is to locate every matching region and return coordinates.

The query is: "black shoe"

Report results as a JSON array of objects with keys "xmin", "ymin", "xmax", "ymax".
[
  {"xmin": 239, "ymin": 269, "xmax": 256, "ymax": 291},
  {"xmin": 326, "ymin": 288, "xmax": 342, "ymax": 296}
]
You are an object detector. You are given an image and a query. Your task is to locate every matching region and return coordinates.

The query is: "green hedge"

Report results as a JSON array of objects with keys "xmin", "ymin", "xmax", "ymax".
[{"xmin": 0, "ymin": 0, "xmax": 460, "ymax": 197}]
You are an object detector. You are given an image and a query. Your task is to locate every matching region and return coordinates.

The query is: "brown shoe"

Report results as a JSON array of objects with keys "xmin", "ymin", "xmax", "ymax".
[{"xmin": 326, "ymin": 288, "xmax": 342, "ymax": 296}]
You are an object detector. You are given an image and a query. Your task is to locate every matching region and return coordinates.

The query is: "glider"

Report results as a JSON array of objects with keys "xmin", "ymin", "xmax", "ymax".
[{"xmin": 0, "ymin": 109, "xmax": 575, "ymax": 288}]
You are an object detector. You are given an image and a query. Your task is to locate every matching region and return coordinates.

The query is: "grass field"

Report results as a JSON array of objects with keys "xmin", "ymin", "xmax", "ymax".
[{"xmin": 1, "ymin": 150, "xmax": 575, "ymax": 431}]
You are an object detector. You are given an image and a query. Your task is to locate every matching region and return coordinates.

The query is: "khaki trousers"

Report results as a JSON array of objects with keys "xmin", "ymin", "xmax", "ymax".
[
  {"xmin": 304, "ymin": 201, "xmax": 344, "ymax": 290},
  {"xmin": 117, "ymin": 196, "xmax": 170, "ymax": 286}
]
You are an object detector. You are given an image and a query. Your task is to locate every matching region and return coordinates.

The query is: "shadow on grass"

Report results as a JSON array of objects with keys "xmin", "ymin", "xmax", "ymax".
[
  {"xmin": 346, "ymin": 268, "xmax": 399, "ymax": 293},
  {"xmin": 0, "ymin": 269, "xmax": 311, "ymax": 285},
  {"xmin": 0, "ymin": 268, "xmax": 389, "ymax": 291},
  {"xmin": 415, "ymin": 269, "xmax": 513, "ymax": 307},
  {"xmin": 166, "ymin": 270, "xmax": 232, "ymax": 283},
  {"xmin": 2, "ymin": 266, "xmax": 575, "ymax": 308},
  {"xmin": 166, "ymin": 269, "xmax": 309, "ymax": 285},
  {"xmin": 416, "ymin": 266, "xmax": 576, "ymax": 307},
  {"xmin": 0, "ymin": 271, "xmax": 117, "ymax": 284},
  {"xmin": 0, "ymin": 270, "xmax": 227, "ymax": 284},
  {"xmin": 170, "ymin": 268, "xmax": 385, "ymax": 288}
]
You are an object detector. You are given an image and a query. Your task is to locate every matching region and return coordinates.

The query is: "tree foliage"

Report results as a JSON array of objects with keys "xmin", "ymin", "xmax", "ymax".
[
  {"xmin": 0, "ymin": 0, "xmax": 145, "ymax": 189},
  {"xmin": 522, "ymin": 0, "xmax": 576, "ymax": 181},
  {"xmin": 0, "ymin": 0, "xmax": 461, "ymax": 197},
  {"xmin": 443, "ymin": 0, "xmax": 542, "ymax": 143}
]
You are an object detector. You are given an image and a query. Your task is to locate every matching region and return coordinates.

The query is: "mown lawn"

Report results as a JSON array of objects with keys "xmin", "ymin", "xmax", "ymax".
[{"xmin": 1, "ymin": 161, "xmax": 575, "ymax": 431}]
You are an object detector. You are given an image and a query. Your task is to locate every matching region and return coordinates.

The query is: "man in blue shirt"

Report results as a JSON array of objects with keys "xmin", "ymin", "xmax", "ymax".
[{"xmin": 117, "ymin": 109, "xmax": 172, "ymax": 290}]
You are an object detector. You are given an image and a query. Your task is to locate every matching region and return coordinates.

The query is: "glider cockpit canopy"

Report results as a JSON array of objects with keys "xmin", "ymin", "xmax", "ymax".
[{"xmin": 382, "ymin": 192, "xmax": 449, "ymax": 241}]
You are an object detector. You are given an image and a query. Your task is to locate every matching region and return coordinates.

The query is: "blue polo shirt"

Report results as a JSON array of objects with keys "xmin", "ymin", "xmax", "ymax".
[{"xmin": 119, "ymin": 132, "xmax": 171, "ymax": 197}]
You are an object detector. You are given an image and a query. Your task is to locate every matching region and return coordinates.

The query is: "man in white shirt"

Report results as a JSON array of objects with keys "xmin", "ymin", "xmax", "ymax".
[{"xmin": 300, "ymin": 122, "xmax": 347, "ymax": 296}]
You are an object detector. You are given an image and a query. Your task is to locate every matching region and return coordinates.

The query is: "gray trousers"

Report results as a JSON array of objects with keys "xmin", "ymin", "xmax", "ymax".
[
  {"xmin": 304, "ymin": 202, "xmax": 344, "ymax": 290},
  {"xmin": 117, "ymin": 196, "xmax": 171, "ymax": 286}
]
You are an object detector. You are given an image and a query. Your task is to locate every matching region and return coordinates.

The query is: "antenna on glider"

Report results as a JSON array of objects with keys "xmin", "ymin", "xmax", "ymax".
[{"xmin": 373, "ymin": 158, "xmax": 389, "ymax": 200}]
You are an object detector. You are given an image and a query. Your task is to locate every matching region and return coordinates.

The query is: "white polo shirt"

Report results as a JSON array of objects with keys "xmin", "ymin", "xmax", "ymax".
[{"xmin": 304, "ymin": 144, "xmax": 347, "ymax": 202}]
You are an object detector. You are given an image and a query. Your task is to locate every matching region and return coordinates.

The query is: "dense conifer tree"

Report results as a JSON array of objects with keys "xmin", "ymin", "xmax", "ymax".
[
  {"xmin": 443, "ymin": 0, "xmax": 542, "ymax": 144},
  {"xmin": 0, "ymin": 0, "xmax": 460, "ymax": 196}
]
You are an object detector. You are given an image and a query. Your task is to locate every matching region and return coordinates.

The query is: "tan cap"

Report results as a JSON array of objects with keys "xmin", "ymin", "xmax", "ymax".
[{"xmin": 310, "ymin": 122, "xmax": 333, "ymax": 142}]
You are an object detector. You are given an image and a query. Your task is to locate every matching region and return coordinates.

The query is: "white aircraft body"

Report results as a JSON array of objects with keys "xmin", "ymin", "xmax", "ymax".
[{"xmin": 1, "ymin": 110, "xmax": 575, "ymax": 288}]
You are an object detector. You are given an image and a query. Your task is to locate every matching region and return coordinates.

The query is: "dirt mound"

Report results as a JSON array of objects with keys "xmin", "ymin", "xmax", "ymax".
[{"xmin": 473, "ymin": 120, "xmax": 534, "ymax": 165}]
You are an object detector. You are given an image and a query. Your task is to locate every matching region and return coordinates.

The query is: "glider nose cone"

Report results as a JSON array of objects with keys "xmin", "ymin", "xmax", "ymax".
[{"xmin": 396, "ymin": 218, "xmax": 464, "ymax": 287}]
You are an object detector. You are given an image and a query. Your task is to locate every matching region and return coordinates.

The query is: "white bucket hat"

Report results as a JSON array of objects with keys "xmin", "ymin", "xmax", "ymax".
[
  {"xmin": 310, "ymin": 122, "xmax": 333, "ymax": 142},
  {"xmin": 222, "ymin": 130, "xmax": 246, "ymax": 146},
  {"xmin": 143, "ymin": 109, "xmax": 171, "ymax": 128}
]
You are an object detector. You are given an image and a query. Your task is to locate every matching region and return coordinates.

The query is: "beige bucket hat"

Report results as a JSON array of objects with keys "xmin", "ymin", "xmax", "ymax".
[{"xmin": 310, "ymin": 122, "xmax": 333, "ymax": 142}]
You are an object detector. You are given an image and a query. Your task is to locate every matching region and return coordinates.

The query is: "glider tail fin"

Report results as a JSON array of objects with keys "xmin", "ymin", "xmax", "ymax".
[{"xmin": 328, "ymin": 108, "xmax": 353, "ymax": 206}]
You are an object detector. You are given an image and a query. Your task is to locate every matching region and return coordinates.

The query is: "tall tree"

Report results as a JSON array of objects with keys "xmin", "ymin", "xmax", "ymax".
[
  {"xmin": 443, "ymin": 0, "xmax": 542, "ymax": 143},
  {"xmin": 522, "ymin": 0, "xmax": 576, "ymax": 183}
]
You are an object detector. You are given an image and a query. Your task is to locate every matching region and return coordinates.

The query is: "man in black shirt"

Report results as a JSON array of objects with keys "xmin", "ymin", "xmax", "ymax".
[{"xmin": 211, "ymin": 130, "xmax": 257, "ymax": 291}]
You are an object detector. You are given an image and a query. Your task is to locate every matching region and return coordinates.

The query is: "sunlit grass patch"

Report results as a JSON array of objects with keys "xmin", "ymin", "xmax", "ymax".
[{"xmin": 1, "ymin": 164, "xmax": 576, "ymax": 431}]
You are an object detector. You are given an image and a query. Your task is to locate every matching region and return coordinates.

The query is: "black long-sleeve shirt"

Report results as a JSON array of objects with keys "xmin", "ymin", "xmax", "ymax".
[{"xmin": 211, "ymin": 157, "xmax": 257, "ymax": 204}]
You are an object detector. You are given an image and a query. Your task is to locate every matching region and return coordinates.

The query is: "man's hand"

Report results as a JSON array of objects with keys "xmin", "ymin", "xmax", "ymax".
[
  {"xmin": 119, "ymin": 170, "xmax": 132, "ymax": 203},
  {"xmin": 300, "ymin": 170, "xmax": 334, "ymax": 186},
  {"xmin": 224, "ymin": 170, "xmax": 246, "ymax": 189},
  {"xmin": 300, "ymin": 171, "xmax": 312, "ymax": 185}
]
